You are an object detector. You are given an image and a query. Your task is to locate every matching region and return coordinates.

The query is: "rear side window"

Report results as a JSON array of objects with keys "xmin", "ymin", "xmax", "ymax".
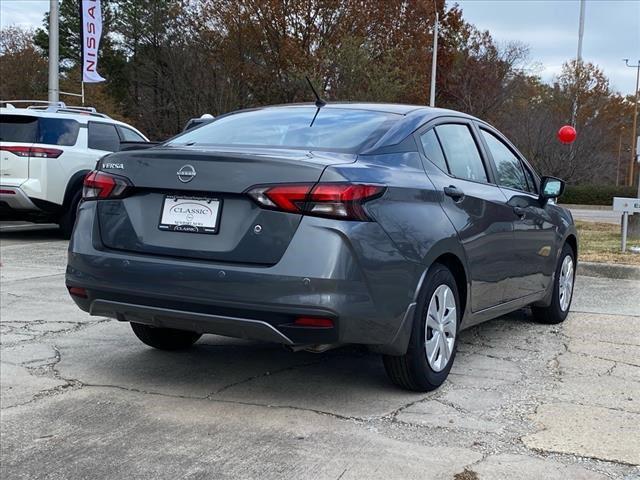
[
  {"xmin": 0, "ymin": 115, "xmax": 38, "ymax": 142},
  {"xmin": 117, "ymin": 126, "xmax": 146, "ymax": 142},
  {"xmin": 0, "ymin": 115, "xmax": 78, "ymax": 146},
  {"xmin": 38, "ymin": 118, "xmax": 79, "ymax": 146},
  {"xmin": 419, "ymin": 129, "xmax": 448, "ymax": 172},
  {"xmin": 89, "ymin": 122, "xmax": 120, "ymax": 152},
  {"xmin": 480, "ymin": 129, "xmax": 529, "ymax": 192},
  {"xmin": 435, "ymin": 124, "xmax": 487, "ymax": 182}
]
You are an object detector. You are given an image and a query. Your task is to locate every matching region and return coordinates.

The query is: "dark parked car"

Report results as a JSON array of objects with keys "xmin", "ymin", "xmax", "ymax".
[
  {"xmin": 182, "ymin": 114, "xmax": 215, "ymax": 132},
  {"xmin": 66, "ymin": 103, "xmax": 577, "ymax": 391}
]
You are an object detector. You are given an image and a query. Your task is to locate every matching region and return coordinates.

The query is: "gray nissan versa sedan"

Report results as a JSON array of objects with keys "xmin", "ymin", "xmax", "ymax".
[{"xmin": 66, "ymin": 103, "xmax": 577, "ymax": 391}]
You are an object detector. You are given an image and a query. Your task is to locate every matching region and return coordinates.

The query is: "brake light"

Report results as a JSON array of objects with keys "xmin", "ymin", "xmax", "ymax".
[
  {"xmin": 247, "ymin": 183, "xmax": 385, "ymax": 221},
  {"xmin": 83, "ymin": 170, "xmax": 131, "ymax": 199},
  {"xmin": 0, "ymin": 145, "xmax": 62, "ymax": 158}
]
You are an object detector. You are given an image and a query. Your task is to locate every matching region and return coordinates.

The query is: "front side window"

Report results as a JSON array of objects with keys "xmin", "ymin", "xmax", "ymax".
[
  {"xmin": 480, "ymin": 129, "xmax": 528, "ymax": 192},
  {"xmin": 435, "ymin": 124, "xmax": 487, "ymax": 182},
  {"xmin": 117, "ymin": 126, "xmax": 146, "ymax": 142},
  {"xmin": 167, "ymin": 107, "xmax": 397, "ymax": 152},
  {"xmin": 523, "ymin": 165, "xmax": 538, "ymax": 194},
  {"xmin": 89, "ymin": 122, "xmax": 121, "ymax": 152}
]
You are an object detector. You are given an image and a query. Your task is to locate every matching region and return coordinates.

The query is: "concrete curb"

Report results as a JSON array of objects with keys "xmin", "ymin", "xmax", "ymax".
[{"xmin": 577, "ymin": 261, "xmax": 640, "ymax": 280}]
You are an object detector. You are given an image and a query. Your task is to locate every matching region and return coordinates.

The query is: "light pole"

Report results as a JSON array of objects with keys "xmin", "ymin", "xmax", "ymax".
[
  {"xmin": 570, "ymin": 0, "xmax": 586, "ymax": 127},
  {"xmin": 624, "ymin": 59, "xmax": 640, "ymax": 192},
  {"xmin": 429, "ymin": 12, "xmax": 439, "ymax": 107},
  {"xmin": 623, "ymin": 59, "xmax": 640, "ymax": 241},
  {"xmin": 48, "ymin": 0, "xmax": 59, "ymax": 103}
]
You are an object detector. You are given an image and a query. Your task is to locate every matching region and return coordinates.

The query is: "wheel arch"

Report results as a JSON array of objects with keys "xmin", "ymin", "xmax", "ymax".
[
  {"xmin": 431, "ymin": 252, "xmax": 468, "ymax": 318},
  {"xmin": 62, "ymin": 170, "xmax": 90, "ymax": 208},
  {"xmin": 565, "ymin": 233, "xmax": 578, "ymax": 260},
  {"xmin": 374, "ymin": 243, "xmax": 470, "ymax": 356}
]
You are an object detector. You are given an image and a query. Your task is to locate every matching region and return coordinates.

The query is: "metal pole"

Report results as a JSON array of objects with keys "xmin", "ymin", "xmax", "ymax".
[
  {"xmin": 429, "ymin": 12, "xmax": 438, "ymax": 108},
  {"xmin": 48, "ymin": 0, "xmax": 59, "ymax": 103},
  {"xmin": 570, "ymin": 0, "xmax": 586, "ymax": 127},
  {"xmin": 616, "ymin": 132, "xmax": 622, "ymax": 186},
  {"xmin": 621, "ymin": 211, "xmax": 628, "ymax": 252},
  {"xmin": 625, "ymin": 60, "xmax": 640, "ymax": 188},
  {"xmin": 576, "ymin": 0, "xmax": 585, "ymax": 63},
  {"xmin": 81, "ymin": 82, "xmax": 85, "ymax": 106}
]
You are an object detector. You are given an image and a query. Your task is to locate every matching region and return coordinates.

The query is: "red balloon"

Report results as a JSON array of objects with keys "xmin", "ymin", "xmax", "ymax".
[{"xmin": 557, "ymin": 125, "xmax": 577, "ymax": 144}]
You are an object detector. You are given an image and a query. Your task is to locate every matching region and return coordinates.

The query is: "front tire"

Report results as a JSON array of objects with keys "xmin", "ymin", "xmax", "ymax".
[
  {"xmin": 383, "ymin": 263, "xmax": 460, "ymax": 392},
  {"xmin": 531, "ymin": 243, "xmax": 575, "ymax": 324},
  {"xmin": 130, "ymin": 323, "xmax": 202, "ymax": 350}
]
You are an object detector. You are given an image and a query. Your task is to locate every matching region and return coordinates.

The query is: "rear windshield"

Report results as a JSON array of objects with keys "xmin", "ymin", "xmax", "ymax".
[
  {"xmin": 167, "ymin": 107, "xmax": 397, "ymax": 152},
  {"xmin": 0, "ymin": 115, "xmax": 80, "ymax": 146}
]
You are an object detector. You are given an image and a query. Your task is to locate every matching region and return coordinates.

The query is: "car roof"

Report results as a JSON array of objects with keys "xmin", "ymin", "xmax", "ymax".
[
  {"xmin": 262, "ymin": 102, "xmax": 427, "ymax": 115},
  {"xmin": 0, "ymin": 107, "xmax": 148, "ymax": 139},
  {"xmin": 1, "ymin": 106, "xmax": 109, "ymax": 123},
  {"xmin": 260, "ymin": 101, "xmax": 473, "ymax": 117}
]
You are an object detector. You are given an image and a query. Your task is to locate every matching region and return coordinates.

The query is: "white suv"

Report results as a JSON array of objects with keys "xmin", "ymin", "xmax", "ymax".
[{"xmin": 0, "ymin": 102, "xmax": 148, "ymax": 236}]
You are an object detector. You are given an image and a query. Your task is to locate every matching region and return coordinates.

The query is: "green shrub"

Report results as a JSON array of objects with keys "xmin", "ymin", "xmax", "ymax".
[{"xmin": 561, "ymin": 185, "xmax": 637, "ymax": 206}]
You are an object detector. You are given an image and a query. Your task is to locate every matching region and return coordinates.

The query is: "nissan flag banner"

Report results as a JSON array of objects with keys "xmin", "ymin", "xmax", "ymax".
[{"xmin": 81, "ymin": 0, "xmax": 106, "ymax": 83}]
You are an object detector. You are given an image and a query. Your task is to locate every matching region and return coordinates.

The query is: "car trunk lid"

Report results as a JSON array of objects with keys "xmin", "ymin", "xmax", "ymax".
[{"xmin": 96, "ymin": 146, "xmax": 355, "ymax": 265}]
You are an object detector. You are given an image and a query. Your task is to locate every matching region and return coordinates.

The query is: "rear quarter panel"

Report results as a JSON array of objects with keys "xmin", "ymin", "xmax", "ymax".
[
  {"xmin": 25, "ymin": 127, "xmax": 101, "ymax": 206},
  {"xmin": 322, "ymin": 151, "xmax": 468, "ymax": 316}
]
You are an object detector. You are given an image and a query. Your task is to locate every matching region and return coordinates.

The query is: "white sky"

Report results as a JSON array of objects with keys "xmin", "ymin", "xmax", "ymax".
[
  {"xmin": 455, "ymin": 0, "xmax": 640, "ymax": 95},
  {"xmin": 1, "ymin": 0, "xmax": 638, "ymax": 95}
]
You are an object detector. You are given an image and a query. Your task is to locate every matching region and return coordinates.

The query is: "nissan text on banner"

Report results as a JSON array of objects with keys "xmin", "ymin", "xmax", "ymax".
[{"xmin": 81, "ymin": 0, "xmax": 105, "ymax": 83}]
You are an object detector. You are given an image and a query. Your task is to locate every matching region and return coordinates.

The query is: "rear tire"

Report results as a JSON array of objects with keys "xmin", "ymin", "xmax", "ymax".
[
  {"xmin": 531, "ymin": 243, "xmax": 575, "ymax": 324},
  {"xmin": 383, "ymin": 263, "xmax": 460, "ymax": 392},
  {"xmin": 58, "ymin": 190, "xmax": 82, "ymax": 239},
  {"xmin": 130, "ymin": 323, "xmax": 202, "ymax": 350}
]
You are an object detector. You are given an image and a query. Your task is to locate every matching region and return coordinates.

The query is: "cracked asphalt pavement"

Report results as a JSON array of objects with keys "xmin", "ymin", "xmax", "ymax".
[{"xmin": 1, "ymin": 224, "xmax": 639, "ymax": 479}]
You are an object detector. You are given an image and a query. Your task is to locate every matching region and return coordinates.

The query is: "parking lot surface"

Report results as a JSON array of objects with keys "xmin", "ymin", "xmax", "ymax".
[
  {"xmin": 1, "ymin": 224, "xmax": 639, "ymax": 479},
  {"xmin": 567, "ymin": 207, "xmax": 621, "ymax": 225}
]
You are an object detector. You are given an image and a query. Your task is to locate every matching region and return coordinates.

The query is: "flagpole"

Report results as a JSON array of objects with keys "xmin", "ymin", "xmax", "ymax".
[{"xmin": 80, "ymin": 0, "xmax": 84, "ymax": 106}]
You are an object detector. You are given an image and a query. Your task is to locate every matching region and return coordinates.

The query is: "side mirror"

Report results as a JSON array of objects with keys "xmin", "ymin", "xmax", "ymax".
[{"xmin": 539, "ymin": 176, "xmax": 565, "ymax": 203}]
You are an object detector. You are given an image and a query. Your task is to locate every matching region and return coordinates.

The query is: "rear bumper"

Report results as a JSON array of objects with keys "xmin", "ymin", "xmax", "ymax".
[
  {"xmin": 86, "ymin": 299, "xmax": 300, "ymax": 345},
  {"xmin": 0, "ymin": 186, "xmax": 40, "ymax": 211},
  {"xmin": 66, "ymin": 201, "xmax": 424, "ymax": 353}
]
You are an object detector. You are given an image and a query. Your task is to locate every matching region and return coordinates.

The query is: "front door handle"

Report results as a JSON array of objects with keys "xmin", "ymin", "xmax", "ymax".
[
  {"xmin": 444, "ymin": 185, "xmax": 464, "ymax": 201},
  {"xmin": 513, "ymin": 206, "xmax": 526, "ymax": 219}
]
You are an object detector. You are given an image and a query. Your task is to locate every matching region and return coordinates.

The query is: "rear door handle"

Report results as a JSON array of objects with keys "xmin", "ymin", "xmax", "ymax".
[
  {"xmin": 444, "ymin": 185, "xmax": 464, "ymax": 201},
  {"xmin": 513, "ymin": 206, "xmax": 526, "ymax": 218}
]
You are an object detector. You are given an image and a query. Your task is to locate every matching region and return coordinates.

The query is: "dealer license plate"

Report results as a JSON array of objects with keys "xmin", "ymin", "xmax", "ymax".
[{"xmin": 159, "ymin": 195, "xmax": 221, "ymax": 234}]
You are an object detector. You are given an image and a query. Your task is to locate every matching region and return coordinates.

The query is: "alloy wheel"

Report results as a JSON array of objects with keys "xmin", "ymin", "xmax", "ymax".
[
  {"xmin": 425, "ymin": 284, "xmax": 457, "ymax": 372},
  {"xmin": 559, "ymin": 255, "xmax": 574, "ymax": 312}
]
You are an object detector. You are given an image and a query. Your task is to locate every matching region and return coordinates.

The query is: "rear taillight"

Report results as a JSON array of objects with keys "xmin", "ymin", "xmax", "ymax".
[
  {"xmin": 83, "ymin": 170, "xmax": 131, "ymax": 200},
  {"xmin": 0, "ymin": 145, "xmax": 63, "ymax": 158},
  {"xmin": 247, "ymin": 183, "xmax": 385, "ymax": 221}
]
